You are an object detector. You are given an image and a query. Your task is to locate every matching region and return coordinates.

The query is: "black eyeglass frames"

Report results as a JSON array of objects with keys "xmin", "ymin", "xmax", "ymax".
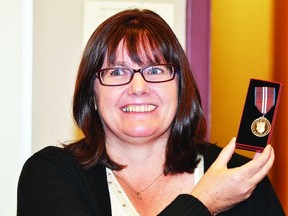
[{"xmin": 92, "ymin": 63, "xmax": 176, "ymax": 86}]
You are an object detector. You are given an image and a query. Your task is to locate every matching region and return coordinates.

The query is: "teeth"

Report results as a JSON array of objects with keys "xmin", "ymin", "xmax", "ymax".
[{"xmin": 122, "ymin": 105, "xmax": 156, "ymax": 113}]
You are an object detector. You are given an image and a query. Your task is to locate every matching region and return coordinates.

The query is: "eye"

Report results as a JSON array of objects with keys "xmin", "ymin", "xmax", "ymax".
[
  {"xmin": 146, "ymin": 66, "xmax": 164, "ymax": 75},
  {"xmin": 108, "ymin": 68, "xmax": 129, "ymax": 77},
  {"xmin": 110, "ymin": 68, "xmax": 124, "ymax": 76}
]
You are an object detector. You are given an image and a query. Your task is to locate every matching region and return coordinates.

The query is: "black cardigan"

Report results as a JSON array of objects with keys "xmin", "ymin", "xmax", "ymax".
[{"xmin": 17, "ymin": 143, "xmax": 285, "ymax": 216}]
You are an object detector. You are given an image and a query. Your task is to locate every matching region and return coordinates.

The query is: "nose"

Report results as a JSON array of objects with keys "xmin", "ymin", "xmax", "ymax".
[{"xmin": 128, "ymin": 73, "xmax": 150, "ymax": 95}]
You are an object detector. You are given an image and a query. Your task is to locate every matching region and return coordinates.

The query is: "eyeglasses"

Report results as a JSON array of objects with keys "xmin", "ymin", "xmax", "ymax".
[{"xmin": 93, "ymin": 64, "xmax": 176, "ymax": 86}]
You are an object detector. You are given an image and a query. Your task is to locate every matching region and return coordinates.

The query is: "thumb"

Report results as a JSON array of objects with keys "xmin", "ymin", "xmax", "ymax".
[{"xmin": 214, "ymin": 137, "xmax": 236, "ymax": 167}]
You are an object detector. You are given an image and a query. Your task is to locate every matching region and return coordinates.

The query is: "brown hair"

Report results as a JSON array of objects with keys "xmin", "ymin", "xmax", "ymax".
[{"xmin": 65, "ymin": 9, "xmax": 207, "ymax": 174}]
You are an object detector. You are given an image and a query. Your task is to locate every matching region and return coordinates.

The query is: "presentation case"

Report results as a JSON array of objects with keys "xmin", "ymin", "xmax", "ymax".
[{"xmin": 236, "ymin": 79, "xmax": 283, "ymax": 151}]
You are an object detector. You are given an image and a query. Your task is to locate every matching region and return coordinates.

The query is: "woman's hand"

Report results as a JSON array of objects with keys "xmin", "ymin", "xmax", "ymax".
[{"xmin": 191, "ymin": 137, "xmax": 275, "ymax": 215}]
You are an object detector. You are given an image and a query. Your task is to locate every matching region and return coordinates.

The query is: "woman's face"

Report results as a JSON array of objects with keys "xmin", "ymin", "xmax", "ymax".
[{"xmin": 94, "ymin": 42, "xmax": 178, "ymax": 145}]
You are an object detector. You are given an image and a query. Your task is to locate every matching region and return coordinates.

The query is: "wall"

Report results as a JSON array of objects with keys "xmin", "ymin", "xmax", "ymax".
[
  {"xmin": 210, "ymin": 0, "xmax": 273, "ymax": 156},
  {"xmin": 0, "ymin": 0, "xmax": 32, "ymax": 214},
  {"xmin": 186, "ymin": 0, "xmax": 211, "ymax": 132},
  {"xmin": 273, "ymin": 0, "xmax": 288, "ymax": 212},
  {"xmin": 32, "ymin": 0, "xmax": 83, "ymax": 152}
]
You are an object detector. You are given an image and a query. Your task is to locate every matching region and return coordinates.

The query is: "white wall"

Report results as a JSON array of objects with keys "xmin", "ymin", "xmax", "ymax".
[
  {"xmin": 0, "ymin": 0, "xmax": 185, "ymax": 214},
  {"xmin": 0, "ymin": 0, "xmax": 32, "ymax": 214}
]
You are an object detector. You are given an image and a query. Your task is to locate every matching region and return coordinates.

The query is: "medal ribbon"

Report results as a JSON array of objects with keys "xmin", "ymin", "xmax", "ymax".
[{"xmin": 255, "ymin": 87, "xmax": 275, "ymax": 115}]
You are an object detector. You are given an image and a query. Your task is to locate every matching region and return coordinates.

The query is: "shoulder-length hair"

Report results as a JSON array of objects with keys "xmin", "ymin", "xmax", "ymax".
[{"xmin": 65, "ymin": 9, "xmax": 207, "ymax": 174}]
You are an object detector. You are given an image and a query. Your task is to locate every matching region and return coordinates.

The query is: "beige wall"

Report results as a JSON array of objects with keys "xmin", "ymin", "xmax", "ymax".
[{"xmin": 32, "ymin": 0, "xmax": 83, "ymax": 152}]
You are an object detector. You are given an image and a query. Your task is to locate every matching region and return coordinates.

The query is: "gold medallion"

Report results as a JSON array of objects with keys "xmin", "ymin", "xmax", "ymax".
[{"xmin": 251, "ymin": 116, "xmax": 271, "ymax": 137}]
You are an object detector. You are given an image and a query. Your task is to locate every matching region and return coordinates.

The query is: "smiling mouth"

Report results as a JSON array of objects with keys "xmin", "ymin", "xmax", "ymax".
[{"xmin": 122, "ymin": 105, "xmax": 156, "ymax": 113}]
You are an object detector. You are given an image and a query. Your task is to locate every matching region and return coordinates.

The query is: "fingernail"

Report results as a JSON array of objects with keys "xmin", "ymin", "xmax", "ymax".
[{"xmin": 254, "ymin": 152, "xmax": 260, "ymax": 159}]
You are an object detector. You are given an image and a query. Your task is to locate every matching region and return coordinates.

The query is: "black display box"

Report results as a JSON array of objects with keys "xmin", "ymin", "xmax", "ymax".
[{"xmin": 236, "ymin": 79, "xmax": 283, "ymax": 152}]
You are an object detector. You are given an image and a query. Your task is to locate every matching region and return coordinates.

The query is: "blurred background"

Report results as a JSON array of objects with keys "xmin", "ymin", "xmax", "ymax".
[{"xmin": 0, "ymin": 0, "xmax": 287, "ymax": 215}]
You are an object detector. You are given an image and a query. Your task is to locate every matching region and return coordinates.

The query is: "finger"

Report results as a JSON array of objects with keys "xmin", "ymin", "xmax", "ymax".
[
  {"xmin": 253, "ymin": 143, "xmax": 271, "ymax": 159},
  {"xmin": 250, "ymin": 147, "xmax": 275, "ymax": 183},
  {"xmin": 240, "ymin": 144, "xmax": 273, "ymax": 178},
  {"xmin": 253, "ymin": 144, "xmax": 272, "ymax": 163},
  {"xmin": 214, "ymin": 137, "xmax": 236, "ymax": 167}
]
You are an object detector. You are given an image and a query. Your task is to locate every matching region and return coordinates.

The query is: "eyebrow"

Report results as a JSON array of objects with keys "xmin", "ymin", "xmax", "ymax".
[
  {"xmin": 105, "ymin": 61, "xmax": 129, "ymax": 68},
  {"xmin": 114, "ymin": 61, "xmax": 128, "ymax": 67},
  {"xmin": 111, "ymin": 60, "xmax": 159, "ymax": 68}
]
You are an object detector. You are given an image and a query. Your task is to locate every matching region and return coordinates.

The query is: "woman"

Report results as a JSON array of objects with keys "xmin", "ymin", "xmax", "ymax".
[{"xmin": 17, "ymin": 9, "xmax": 284, "ymax": 215}]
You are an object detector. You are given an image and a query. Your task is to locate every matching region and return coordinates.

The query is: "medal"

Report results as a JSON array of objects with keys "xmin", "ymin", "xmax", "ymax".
[
  {"xmin": 251, "ymin": 116, "xmax": 271, "ymax": 137},
  {"xmin": 251, "ymin": 87, "xmax": 275, "ymax": 137}
]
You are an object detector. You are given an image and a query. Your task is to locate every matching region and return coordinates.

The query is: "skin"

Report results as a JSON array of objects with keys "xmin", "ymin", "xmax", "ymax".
[{"xmin": 94, "ymin": 41, "xmax": 178, "ymax": 149}]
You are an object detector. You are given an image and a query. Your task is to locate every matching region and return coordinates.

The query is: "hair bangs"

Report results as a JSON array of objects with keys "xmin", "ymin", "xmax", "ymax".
[{"xmin": 105, "ymin": 24, "xmax": 174, "ymax": 66}]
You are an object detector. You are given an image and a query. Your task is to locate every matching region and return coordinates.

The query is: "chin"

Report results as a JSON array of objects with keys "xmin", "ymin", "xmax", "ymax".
[
  {"xmin": 125, "ymin": 130, "xmax": 156, "ymax": 138},
  {"xmin": 123, "ymin": 126, "xmax": 156, "ymax": 136},
  {"xmin": 124, "ymin": 127, "xmax": 169, "ymax": 141}
]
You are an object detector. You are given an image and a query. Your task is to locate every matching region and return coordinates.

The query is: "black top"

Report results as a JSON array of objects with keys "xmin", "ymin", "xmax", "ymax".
[{"xmin": 17, "ymin": 143, "xmax": 285, "ymax": 216}]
